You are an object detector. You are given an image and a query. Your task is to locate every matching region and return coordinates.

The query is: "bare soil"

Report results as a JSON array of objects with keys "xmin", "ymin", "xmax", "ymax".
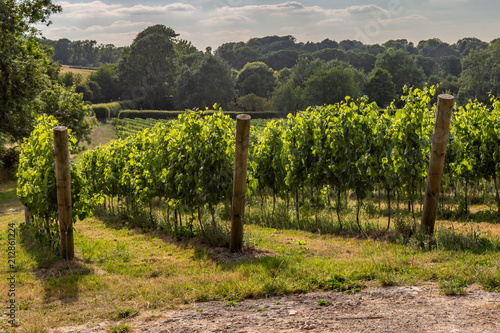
[{"xmin": 51, "ymin": 283, "xmax": 500, "ymax": 333}]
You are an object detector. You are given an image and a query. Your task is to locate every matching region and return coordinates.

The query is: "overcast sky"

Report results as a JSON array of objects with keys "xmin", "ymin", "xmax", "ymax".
[{"xmin": 39, "ymin": 0, "xmax": 500, "ymax": 49}]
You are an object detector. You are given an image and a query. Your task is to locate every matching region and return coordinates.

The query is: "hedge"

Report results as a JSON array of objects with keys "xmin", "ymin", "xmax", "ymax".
[
  {"xmin": 92, "ymin": 100, "xmax": 138, "ymax": 119},
  {"xmin": 118, "ymin": 110, "xmax": 287, "ymax": 120}
]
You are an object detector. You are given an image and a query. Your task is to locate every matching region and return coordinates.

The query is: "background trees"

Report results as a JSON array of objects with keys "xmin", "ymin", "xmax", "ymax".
[
  {"xmin": 176, "ymin": 54, "xmax": 234, "ymax": 109},
  {"xmin": 459, "ymin": 39, "xmax": 500, "ymax": 103},
  {"xmin": 0, "ymin": 0, "xmax": 91, "ymax": 148},
  {"xmin": 118, "ymin": 25, "xmax": 178, "ymax": 109},
  {"xmin": 375, "ymin": 49, "xmax": 425, "ymax": 95},
  {"xmin": 36, "ymin": 27, "xmax": 499, "ymax": 112},
  {"xmin": 235, "ymin": 62, "xmax": 277, "ymax": 98}
]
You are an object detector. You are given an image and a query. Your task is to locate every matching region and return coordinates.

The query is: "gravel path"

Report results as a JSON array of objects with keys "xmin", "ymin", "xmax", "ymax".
[{"xmin": 51, "ymin": 284, "xmax": 500, "ymax": 333}]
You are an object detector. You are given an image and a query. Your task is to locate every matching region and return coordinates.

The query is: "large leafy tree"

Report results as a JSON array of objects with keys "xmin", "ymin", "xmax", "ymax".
[
  {"xmin": 118, "ymin": 26, "xmax": 178, "ymax": 109},
  {"xmin": 459, "ymin": 40, "xmax": 500, "ymax": 104},
  {"xmin": 0, "ymin": 0, "xmax": 61, "ymax": 142},
  {"xmin": 365, "ymin": 68, "xmax": 396, "ymax": 107},
  {"xmin": 87, "ymin": 63, "xmax": 121, "ymax": 103},
  {"xmin": 235, "ymin": 62, "xmax": 276, "ymax": 98},
  {"xmin": 176, "ymin": 54, "xmax": 234, "ymax": 109},
  {"xmin": 302, "ymin": 65, "xmax": 361, "ymax": 106},
  {"xmin": 1, "ymin": 0, "xmax": 92, "ymax": 147},
  {"xmin": 375, "ymin": 49, "xmax": 425, "ymax": 94}
]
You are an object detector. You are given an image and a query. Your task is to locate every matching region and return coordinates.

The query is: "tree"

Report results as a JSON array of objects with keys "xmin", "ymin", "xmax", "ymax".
[
  {"xmin": 263, "ymin": 49, "xmax": 303, "ymax": 70},
  {"xmin": 347, "ymin": 51, "xmax": 376, "ymax": 73},
  {"xmin": 235, "ymin": 62, "xmax": 276, "ymax": 98},
  {"xmin": 52, "ymin": 38, "xmax": 72, "ymax": 64},
  {"xmin": 176, "ymin": 54, "xmax": 234, "ymax": 109},
  {"xmin": 118, "ymin": 26, "xmax": 178, "ymax": 109},
  {"xmin": 133, "ymin": 24, "xmax": 178, "ymax": 43},
  {"xmin": 365, "ymin": 68, "xmax": 396, "ymax": 107},
  {"xmin": 459, "ymin": 40, "xmax": 500, "ymax": 104},
  {"xmin": 382, "ymin": 39, "xmax": 418, "ymax": 54},
  {"xmin": 415, "ymin": 55, "xmax": 438, "ymax": 78},
  {"xmin": 417, "ymin": 38, "xmax": 457, "ymax": 61},
  {"xmin": 272, "ymin": 79, "xmax": 304, "ymax": 113},
  {"xmin": 36, "ymin": 81, "xmax": 93, "ymax": 145},
  {"xmin": 0, "ymin": 0, "xmax": 61, "ymax": 142},
  {"xmin": 87, "ymin": 63, "xmax": 121, "ymax": 103},
  {"xmin": 302, "ymin": 66, "xmax": 361, "ymax": 106},
  {"xmin": 454, "ymin": 37, "xmax": 488, "ymax": 57},
  {"xmin": 375, "ymin": 49, "xmax": 425, "ymax": 94},
  {"xmin": 440, "ymin": 55, "xmax": 462, "ymax": 77},
  {"xmin": 311, "ymin": 48, "xmax": 347, "ymax": 62},
  {"xmin": 236, "ymin": 94, "xmax": 268, "ymax": 111}
]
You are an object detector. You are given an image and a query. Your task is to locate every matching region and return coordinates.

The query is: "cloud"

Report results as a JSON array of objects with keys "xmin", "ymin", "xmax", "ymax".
[
  {"xmin": 380, "ymin": 14, "xmax": 427, "ymax": 24},
  {"xmin": 201, "ymin": 15, "xmax": 253, "ymax": 26},
  {"xmin": 55, "ymin": 1, "xmax": 195, "ymax": 19},
  {"xmin": 46, "ymin": 20, "xmax": 151, "ymax": 34},
  {"xmin": 316, "ymin": 18, "xmax": 347, "ymax": 26}
]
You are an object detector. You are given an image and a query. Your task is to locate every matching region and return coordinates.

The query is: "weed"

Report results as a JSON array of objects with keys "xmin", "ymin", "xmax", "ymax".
[
  {"xmin": 378, "ymin": 272, "xmax": 402, "ymax": 287},
  {"xmin": 112, "ymin": 307, "xmax": 139, "ymax": 320},
  {"xmin": 480, "ymin": 269, "xmax": 500, "ymax": 292},
  {"xmin": 325, "ymin": 273, "xmax": 363, "ymax": 294},
  {"xmin": 318, "ymin": 299, "xmax": 328, "ymax": 306},
  {"xmin": 226, "ymin": 300, "xmax": 238, "ymax": 307},
  {"xmin": 439, "ymin": 279, "xmax": 468, "ymax": 296},
  {"xmin": 108, "ymin": 323, "xmax": 130, "ymax": 333}
]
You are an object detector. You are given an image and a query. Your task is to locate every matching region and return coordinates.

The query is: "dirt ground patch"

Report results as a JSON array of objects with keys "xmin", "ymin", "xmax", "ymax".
[{"xmin": 51, "ymin": 283, "xmax": 500, "ymax": 333}]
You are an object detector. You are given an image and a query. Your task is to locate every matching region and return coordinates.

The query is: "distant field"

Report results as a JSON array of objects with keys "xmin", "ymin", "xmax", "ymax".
[{"xmin": 60, "ymin": 64, "xmax": 95, "ymax": 80}]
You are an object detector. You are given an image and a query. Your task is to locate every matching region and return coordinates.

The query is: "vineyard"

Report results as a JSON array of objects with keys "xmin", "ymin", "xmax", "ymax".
[
  {"xmin": 16, "ymin": 87, "xmax": 500, "ymax": 249},
  {"xmin": 5, "ymin": 87, "xmax": 500, "ymax": 331}
]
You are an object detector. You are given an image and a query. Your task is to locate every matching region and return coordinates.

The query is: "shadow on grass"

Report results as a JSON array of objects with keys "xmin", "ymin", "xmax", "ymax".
[{"xmin": 19, "ymin": 225, "xmax": 92, "ymax": 304}]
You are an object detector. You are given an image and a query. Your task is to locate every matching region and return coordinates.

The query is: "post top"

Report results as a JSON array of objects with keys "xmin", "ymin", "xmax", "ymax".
[
  {"xmin": 236, "ymin": 114, "xmax": 251, "ymax": 120},
  {"xmin": 438, "ymin": 94, "xmax": 454, "ymax": 100},
  {"xmin": 53, "ymin": 126, "xmax": 68, "ymax": 131}
]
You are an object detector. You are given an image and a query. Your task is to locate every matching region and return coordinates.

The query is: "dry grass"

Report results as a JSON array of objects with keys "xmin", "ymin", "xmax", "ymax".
[
  {"xmin": 83, "ymin": 123, "xmax": 117, "ymax": 151},
  {"xmin": 59, "ymin": 65, "xmax": 95, "ymax": 81}
]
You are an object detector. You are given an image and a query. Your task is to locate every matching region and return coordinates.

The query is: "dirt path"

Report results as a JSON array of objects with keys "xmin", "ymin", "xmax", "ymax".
[{"xmin": 51, "ymin": 283, "xmax": 500, "ymax": 333}]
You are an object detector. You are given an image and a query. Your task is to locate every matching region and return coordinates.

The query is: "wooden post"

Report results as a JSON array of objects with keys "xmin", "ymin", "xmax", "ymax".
[
  {"xmin": 53, "ymin": 126, "xmax": 74, "ymax": 260},
  {"xmin": 230, "ymin": 114, "xmax": 251, "ymax": 252},
  {"xmin": 421, "ymin": 94, "xmax": 454, "ymax": 234}
]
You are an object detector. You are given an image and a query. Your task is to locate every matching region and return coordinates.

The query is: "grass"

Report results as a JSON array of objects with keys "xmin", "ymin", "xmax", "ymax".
[
  {"xmin": 59, "ymin": 65, "xmax": 95, "ymax": 81},
  {"xmin": 1, "ymin": 181, "xmax": 500, "ymax": 332}
]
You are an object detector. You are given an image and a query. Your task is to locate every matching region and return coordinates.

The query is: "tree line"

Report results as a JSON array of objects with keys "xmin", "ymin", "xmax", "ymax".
[
  {"xmin": 54, "ymin": 25, "xmax": 499, "ymax": 111},
  {"xmin": 1, "ymin": 0, "xmax": 499, "ymax": 164},
  {"xmin": 39, "ymin": 38, "xmax": 124, "ymax": 68}
]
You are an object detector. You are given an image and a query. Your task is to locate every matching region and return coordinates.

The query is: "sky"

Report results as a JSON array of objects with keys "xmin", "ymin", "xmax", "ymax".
[{"xmin": 39, "ymin": 0, "xmax": 500, "ymax": 50}]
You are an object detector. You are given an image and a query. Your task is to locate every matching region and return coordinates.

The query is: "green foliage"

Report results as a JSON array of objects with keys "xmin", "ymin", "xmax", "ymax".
[
  {"xmin": 302, "ymin": 66, "xmax": 362, "ymax": 106},
  {"xmin": 87, "ymin": 63, "xmax": 121, "ymax": 103},
  {"xmin": 118, "ymin": 110, "xmax": 285, "ymax": 120},
  {"xmin": 236, "ymin": 94, "xmax": 269, "ymax": 111},
  {"xmin": 0, "ymin": 0, "xmax": 61, "ymax": 142},
  {"xmin": 272, "ymin": 79, "xmax": 304, "ymax": 113},
  {"xmin": 118, "ymin": 27, "xmax": 178, "ymax": 109},
  {"xmin": 176, "ymin": 54, "xmax": 234, "ymax": 109},
  {"xmin": 36, "ymin": 81, "xmax": 93, "ymax": 145},
  {"xmin": 81, "ymin": 110, "xmax": 235, "ymax": 227},
  {"xmin": 375, "ymin": 49, "xmax": 425, "ymax": 94},
  {"xmin": 16, "ymin": 115, "xmax": 94, "ymax": 246},
  {"xmin": 236, "ymin": 61, "xmax": 277, "ymax": 98},
  {"xmin": 365, "ymin": 68, "xmax": 397, "ymax": 107},
  {"xmin": 459, "ymin": 40, "xmax": 500, "ymax": 103},
  {"xmin": 92, "ymin": 100, "xmax": 137, "ymax": 119}
]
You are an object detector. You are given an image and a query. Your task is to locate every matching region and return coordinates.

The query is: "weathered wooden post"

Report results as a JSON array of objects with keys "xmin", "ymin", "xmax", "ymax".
[
  {"xmin": 53, "ymin": 126, "xmax": 74, "ymax": 260},
  {"xmin": 421, "ymin": 94, "xmax": 454, "ymax": 234},
  {"xmin": 230, "ymin": 114, "xmax": 251, "ymax": 252}
]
